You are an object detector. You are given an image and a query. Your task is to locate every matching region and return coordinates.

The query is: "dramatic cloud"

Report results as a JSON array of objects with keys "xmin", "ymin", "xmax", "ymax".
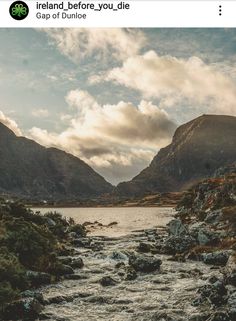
[
  {"xmin": 0, "ymin": 111, "xmax": 22, "ymax": 136},
  {"xmin": 96, "ymin": 51, "xmax": 236, "ymax": 115},
  {"xmin": 28, "ymin": 90, "xmax": 176, "ymax": 184},
  {"xmin": 45, "ymin": 29, "xmax": 146, "ymax": 62}
]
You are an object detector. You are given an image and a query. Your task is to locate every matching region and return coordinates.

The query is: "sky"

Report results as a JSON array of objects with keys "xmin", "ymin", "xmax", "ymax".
[{"xmin": 0, "ymin": 28, "xmax": 236, "ymax": 185}]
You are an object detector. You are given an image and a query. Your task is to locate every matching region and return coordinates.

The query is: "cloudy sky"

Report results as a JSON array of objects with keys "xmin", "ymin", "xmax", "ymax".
[{"xmin": 0, "ymin": 29, "xmax": 236, "ymax": 184}]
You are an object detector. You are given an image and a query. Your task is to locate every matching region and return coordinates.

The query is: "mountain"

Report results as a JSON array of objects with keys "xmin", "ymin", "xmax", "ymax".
[
  {"xmin": 0, "ymin": 122, "xmax": 112, "ymax": 200},
  {"xmin": 115, "ymin": 115, "xmax": 236, "ymax": 196}
]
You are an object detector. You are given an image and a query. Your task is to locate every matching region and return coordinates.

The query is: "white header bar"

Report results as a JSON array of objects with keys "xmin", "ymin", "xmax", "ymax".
[{"xmin": 0, "ymin": 1, "xmax": 235, "ymax": 27}]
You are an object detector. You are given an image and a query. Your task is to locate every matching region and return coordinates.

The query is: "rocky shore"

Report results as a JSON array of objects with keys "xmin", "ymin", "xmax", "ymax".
[{"xmin": 0, "ymin": 165, "xmax": 235, "ymax": 321}]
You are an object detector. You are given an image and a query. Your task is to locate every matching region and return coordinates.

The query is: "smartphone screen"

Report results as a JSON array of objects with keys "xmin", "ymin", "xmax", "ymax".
[{"xmin": 0, "ymin": 2, "xmax": 235, "ymax": 321}]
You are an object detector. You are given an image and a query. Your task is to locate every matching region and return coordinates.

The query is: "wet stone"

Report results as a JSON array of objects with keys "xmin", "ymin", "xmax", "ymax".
[
  {"xmin": 129, "ymin": 253, "xmax": 162, "ymax": 273},
  {"xmin": 202, "ymin": 251, "xmax": 230, "ymax": 266},
  {"xmin": 99, "ymin": 276, "xmax": 118, "ymax": 286}
]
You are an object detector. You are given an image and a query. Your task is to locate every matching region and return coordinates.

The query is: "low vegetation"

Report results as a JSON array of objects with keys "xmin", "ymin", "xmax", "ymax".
[{"xmin": 0, "ymin": 200, "xmax": 84, "ymax": 315}]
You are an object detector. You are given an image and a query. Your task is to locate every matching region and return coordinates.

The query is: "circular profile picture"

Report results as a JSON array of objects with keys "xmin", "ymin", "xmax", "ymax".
[{"xmin": 9, "ymin": 1, "xmax": 29, "ymax": 20}]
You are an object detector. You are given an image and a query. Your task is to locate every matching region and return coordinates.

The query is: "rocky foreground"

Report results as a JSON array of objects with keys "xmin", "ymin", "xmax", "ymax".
[{"xmin": 0, "ymin": 165, "xmax": 235, "ymax": 321}]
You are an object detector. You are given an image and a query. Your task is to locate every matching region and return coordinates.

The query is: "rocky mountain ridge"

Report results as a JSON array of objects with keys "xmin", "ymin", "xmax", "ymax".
[
  {"xmin": 0, "ymin": 122, "xmax": 112, "ymax": 200},
  {"xmin": 116, "ymin": 114, "xmax": 236, "ymax": 197}
]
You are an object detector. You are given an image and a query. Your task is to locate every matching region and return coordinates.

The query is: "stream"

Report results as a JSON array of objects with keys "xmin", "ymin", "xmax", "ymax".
[{"xmin": 36, "ymin": 208, "xmax": 220, "ymax": 321}]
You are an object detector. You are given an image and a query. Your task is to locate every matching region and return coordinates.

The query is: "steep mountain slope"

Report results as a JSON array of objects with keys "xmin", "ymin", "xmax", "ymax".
[
  {"xmin": 0, "ymin": 122, "xmax": 112, "ymax": 200},
  {"xmin": 116, "ymin": 115, "xmax": 236, "ymax": 196}
]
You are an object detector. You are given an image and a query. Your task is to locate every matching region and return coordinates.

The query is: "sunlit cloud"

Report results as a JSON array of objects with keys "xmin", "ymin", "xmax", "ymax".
[
  {"xmin": 94, "ymin": 50, "xmax": 236, "ymax": 115},
  {"xmin": 28, "ymin": 89, "xmax": 176, "ymax": 184},
  {"xmin": 0, "ymin": 110, "xmax": 22, "ymax": 136}
]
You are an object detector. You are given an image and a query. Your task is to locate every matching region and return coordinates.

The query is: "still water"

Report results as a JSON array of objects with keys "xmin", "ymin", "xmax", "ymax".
[{"xmin": 32, "ymin": 207, "xmax": 175, "ymax": 236}]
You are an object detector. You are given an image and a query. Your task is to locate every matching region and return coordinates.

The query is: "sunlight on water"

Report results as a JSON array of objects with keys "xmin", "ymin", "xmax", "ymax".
[{"xmin": 32, "ymin": 207, "xmax": 175, "ymax": 236}]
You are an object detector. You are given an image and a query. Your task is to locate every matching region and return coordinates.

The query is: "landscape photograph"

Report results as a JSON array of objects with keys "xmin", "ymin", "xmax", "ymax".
[{"xmin": 0, "ymin": 28, "xmax": 235, "ymax": 321}]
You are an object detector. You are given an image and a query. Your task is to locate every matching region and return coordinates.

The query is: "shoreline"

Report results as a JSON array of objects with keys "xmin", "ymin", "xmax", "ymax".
[{"xmin": 30, "ymin": 204, "xmax": 176, "ymax": 209}]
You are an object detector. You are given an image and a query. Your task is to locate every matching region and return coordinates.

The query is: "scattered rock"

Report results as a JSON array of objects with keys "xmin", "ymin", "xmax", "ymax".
[
  {"xmin": 57, "ymin": 257, "xmax": 72, "ymax": 265},
  {"xmin": 26, "ymin": 271, "xmax": 51, "ymax": 287},
  {"xmin": 202, "ymin": 251, "xmax": 230, "ymax": 266},
  {"xmin": 107, "ymin": 221, "xmax": 118, "ymax": 227},
  {"xmin": 21, "ymin": 290, "xmax": 45, "ymax": 305},
  {"xmin": 70, "ymin": 257, "xmax": 84, "ymax": 269},
  {"xmin": 137, "ymin": 242, "xmax": 152, "ymax": 253},
  {"xmin": 129, "ymin": 253, "xmax": 162, "ymax": 273},
  {"xmin": 197, "ymin": 228, "xmax": 219, "ymax": 246},
  {"xmin": 167, "ymin": 219, "xmax": 188, "ymax": 237},
  {"xmin": 204, "ymin": 210, "xmax": 222, "ymax": 224},
  {"xmin": 4, "ymin": 297, "xmax": 43, "ymax": 320},
  {"xmin": 162, "ymin": 236, "xmax": 196, "ymax": 255},
  {"xmin": 99, "ymin": 276, "xmax": 118, "ymax": 286},
  {"xmin": 115, "ymin": 262, "xmax": 125, "ymax": 269},
  {"xmin": 125, "ymin": 266, "xmax": 137, "ymax": 280},
  {"xmin": 49, "ymin": 264, "xmax": 74, "ymax": 276},
  {"xmin": 110, "ymin": 250, "xmax": 128, "ymax": 261},
  {"xmin": 194, "ymin": 281, "xmax": 228, "ymax": 307}
]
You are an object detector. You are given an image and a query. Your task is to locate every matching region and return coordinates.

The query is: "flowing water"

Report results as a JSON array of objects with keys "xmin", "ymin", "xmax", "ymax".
[{"xmin": 33, "ymin": 207, "xmax": 218, "ymax": 321}]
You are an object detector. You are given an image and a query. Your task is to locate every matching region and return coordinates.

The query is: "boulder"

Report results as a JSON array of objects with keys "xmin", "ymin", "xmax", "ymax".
[
  {"xmin": 115, "ymin": 262, "xmax": 125, "ymax": 269},
  {"xmin": 3, "ymin": 297, "xmax": 43, "ymax": 320},
  {"xmin": 26, "ymin": 271, "xmax": 51, "ymax": 287},
  {"xmin": 49, "ymin": 264, "xmax": 74, "ymax": 276},
  {"xmin": 99, "ymin": 276, "xmax": 117, "ymax": 286},
  {"xmin": 21, "ymin": 290, "xmax": 44, "ymax": 305},
  {"xmin": 129, "ymin": 253, "xmax": 162, "ymax": 273},
  {"xmin": 195, "ymin": 281, "xmax": 227, "ymax": 307},
  {"xmin": 204, "ymin": 210, "xmax": 222, "ymax": 224},
  {"xmin": 110, "ymin": 250, "xmax": 128, "ymax": 261},
  {"xmin": 57, "ymin": 257, "xmax": 73, "ymax": 265},
  {"xmin": 197, "ymin": 229, "xmax": 219, "ymax": 246},
  {"xmin": 162, "ymin": 235, "xmax": 196, "ymax": 254},
  {"xmin": 137, "ymin": 242, "xmax": 152, "ymax": 253},
  {"xmin": 167, "ymin": 219, "xmax": 188, "ymax": 237},
  {"xmin": 125, "ymin": 266, "xmax": 137, "ymax": 280},
  {"xmin": 189, "ymin": 222, "xmax": 206, "ymax": 239},
  {"xmin": 202, "ymin": 251, "xmax": 230, "ymax": 266},
  {"xmin": 70, "ymin": 257, "xmax": 84, "ymax": 269}
]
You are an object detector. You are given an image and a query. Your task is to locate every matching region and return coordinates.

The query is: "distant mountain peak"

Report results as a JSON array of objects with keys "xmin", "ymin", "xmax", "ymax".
[
  {"xmin": 0, "ymin": 121, "xmax": 113, "ymax": 200},
  {"xmin": 115, "ymin": 114, "xmax": 236, "ymax": 196}
]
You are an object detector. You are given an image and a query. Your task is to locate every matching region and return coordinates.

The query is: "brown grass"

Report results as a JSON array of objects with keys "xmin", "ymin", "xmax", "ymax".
[
  {"xmin": 221, "ymin": 206, "xmax": 236, "ymax": 230},
  {"xmin": 218, "ymin": 237, "xmax": 236, "ymax": 249}
]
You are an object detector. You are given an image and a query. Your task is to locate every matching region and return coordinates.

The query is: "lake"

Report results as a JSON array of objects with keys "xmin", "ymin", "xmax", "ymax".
[{"xmin": 32, "ymin": 207, "xmax": 175, "ymax": 236}]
